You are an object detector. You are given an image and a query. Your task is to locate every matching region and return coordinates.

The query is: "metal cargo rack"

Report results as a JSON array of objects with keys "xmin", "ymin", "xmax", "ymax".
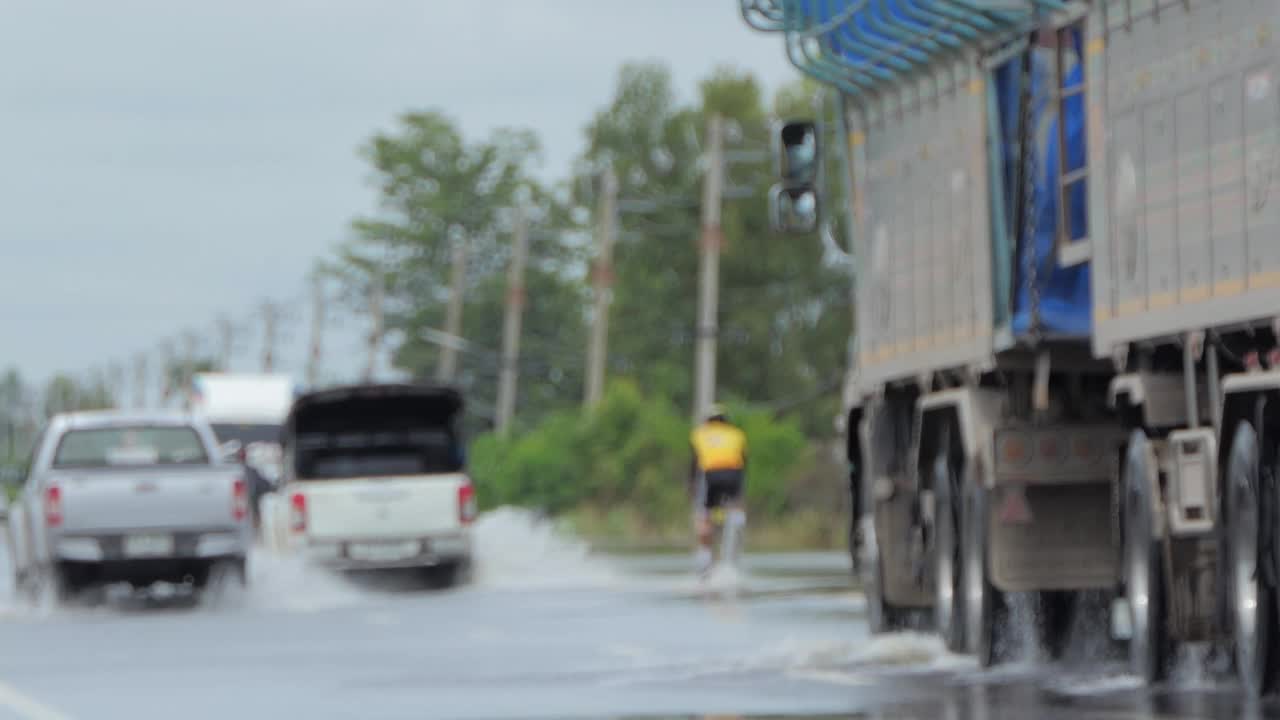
[
  {"xmin": 744, "ymin": 0, "xmax": 1098, "ymax": 397},
  {"xmin": 741, "ymin": 1, "xmax": 1075, "ymax": 102}
]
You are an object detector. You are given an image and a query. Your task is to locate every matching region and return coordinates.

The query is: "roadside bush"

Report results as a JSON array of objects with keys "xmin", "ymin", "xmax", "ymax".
[{"xmin": 467, "ymin": 379, "xmax": 812, "ymax": 531}]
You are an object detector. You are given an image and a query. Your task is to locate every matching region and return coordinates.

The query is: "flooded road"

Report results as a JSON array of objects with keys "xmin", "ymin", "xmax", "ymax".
[{"xmin": 3, "ymin": 509, "xmax": 1280, "ymax": 719}]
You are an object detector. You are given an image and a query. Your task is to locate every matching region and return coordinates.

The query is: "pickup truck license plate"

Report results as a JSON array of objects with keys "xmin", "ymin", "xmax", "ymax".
[
  {"xmin": 124, "ymin": 534, "xmax": 174, "ymax": 557},
  {"xmin": 348, "ymin": 541, "xmax": 420, "ymax": 562}
]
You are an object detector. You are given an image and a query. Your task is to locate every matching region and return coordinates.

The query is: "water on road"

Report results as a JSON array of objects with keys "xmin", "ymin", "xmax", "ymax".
[{"xmin": 3, "ymin": 509, "xmax": 1280, "ymax": 719}]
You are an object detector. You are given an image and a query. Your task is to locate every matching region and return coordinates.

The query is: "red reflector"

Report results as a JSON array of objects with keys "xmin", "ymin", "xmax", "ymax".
[
  {"xmin": 290, "ymin": 492, "xmax": 307, "ymax": 533},
  {"xmin": 998, "ymin": 486, "xmax": 1033, "ymax": 525},
  {"xmin": 44, "ymin": 484, "xmax": 63, "ymax": 528},
  {"xmin": 458, "ymin": 481, "xmax": 477, "ymax": 525},
  {"xmin": 232, "ymin": 477, "xmax": 248, "ymax": 522}
]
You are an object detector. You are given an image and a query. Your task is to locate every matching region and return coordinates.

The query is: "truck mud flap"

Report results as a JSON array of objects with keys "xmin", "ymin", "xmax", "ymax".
[{"xmin": 989, "ymin": 482, "xmax": 1118, "ymax": 593}]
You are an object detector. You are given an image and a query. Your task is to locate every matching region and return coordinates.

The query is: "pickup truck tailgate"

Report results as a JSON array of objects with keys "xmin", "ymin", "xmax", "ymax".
[
  {"xmin": 300, "ymin": 474, "xmax": 465, "ymax": 540},
  {"xmin": 52, "ymin": 466, "xmax": 241, "ymax": 533}
]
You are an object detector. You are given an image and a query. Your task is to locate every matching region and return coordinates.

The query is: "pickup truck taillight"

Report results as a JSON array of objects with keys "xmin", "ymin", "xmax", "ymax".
[
  {"xmin": 231, "ymin": 477, "xmax": 248, "ymax": 522},
  {"xmin": 290, "ymin": 492, "xmax": 307, "ymax": 533},
  {"xmin": 44, "ymin": 484, "xmax": 63, "ymax": 528},
  {"xmin": 458, "ymin": 481, "xmax": 477, "ymax": 525}
]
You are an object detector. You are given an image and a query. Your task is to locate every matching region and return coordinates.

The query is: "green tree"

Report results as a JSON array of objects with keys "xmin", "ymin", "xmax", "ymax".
[
  {"xmin": 42, "ymin": 373, "xmax": 114, "ymax": 419},
  {"xmin": 0, "ymin": 368, "xmax": 34, "ymax": 467},
  {"xmin": 574, "ymin": 64, "xmax": 852, "ymax": 434},
  {"xmin": 324, "ymin": 110, "xmax": 586, "ymax": 430},
  {"xmin": 573, "ymin": 62, "xmax": 704, "ymax": 409}
]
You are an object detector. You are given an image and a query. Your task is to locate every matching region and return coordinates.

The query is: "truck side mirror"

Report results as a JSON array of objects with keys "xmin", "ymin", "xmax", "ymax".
[
  {"xmin": 769, "ymin": 184, "xmax": 820, "ymax": 234},
  {"xmin": 776, "ymin": 120, "xmax": 820, "ymax": 187}
]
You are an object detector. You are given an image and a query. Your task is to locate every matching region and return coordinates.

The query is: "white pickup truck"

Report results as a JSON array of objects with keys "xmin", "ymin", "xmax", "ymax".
[
  {"xmin": 265, "ymin": 383, "xmax": 475, "ymax": 585},
  {"xmin": 5, "ymin": 411, "xmax": 252, "ymax": 604}
]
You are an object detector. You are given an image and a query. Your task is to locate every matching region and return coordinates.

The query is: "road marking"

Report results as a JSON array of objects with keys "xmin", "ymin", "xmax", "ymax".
[
  {"xmin": 785, "ymin": 669, "xmax": 874, "ymax": 687},
  {"xmin": 0, "ymin": 680, "xmax": 73, "ymax": 720}
]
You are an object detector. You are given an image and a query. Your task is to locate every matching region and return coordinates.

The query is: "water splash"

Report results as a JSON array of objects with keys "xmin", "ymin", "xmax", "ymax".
[{"xmin": 471, "ymin": 507, "xmax": 618, "ymax": 590}]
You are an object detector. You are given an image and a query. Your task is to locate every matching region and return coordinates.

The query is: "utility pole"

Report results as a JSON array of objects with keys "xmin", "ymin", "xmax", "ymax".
[
  {"xmin": 437, "ymin": 233, "xmax": 468, "ymax": 383},
  {"xmin": 693, "ymin": 114, "xmax": 726, "ymax": 423},
  {"xmin": 261, "ymin": 301, "xmax": 279, "ymax": 373},
  {"xmin": 217, "ymin": 314, "xmax": 235, "ymax": 372},
  {"xmin": 584, "ymin": 166, "xmax": 618, "ymax": 408},
  {"xmin": 496, "ymin": 202, "xmax": 530, "ymax": 434},
  {"xmin": 159, "ymin": 340, "xmax": 176, "ymax": 405},
  {"xmin": 133, "ymin": 354, "xmax": 148, "ymax": 409},
  {"xmin": 364, "ymin": 271, "xmax": 383, "ymax": 382},
  {"xmin": 308, "ymin": 276, "xmax": 326, "ymax": 388},
  {"xmin": 107, "ymin": 362, "xmax": 125, "ymax": 408},
  {"xmin": 180, "ymin": 330, "xmax": 199, "ymax": 409}
]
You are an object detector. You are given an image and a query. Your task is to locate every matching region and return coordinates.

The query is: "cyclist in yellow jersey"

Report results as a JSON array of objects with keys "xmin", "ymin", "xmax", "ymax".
[{"xmin": 689, "ymin": 404, "xmax": 747, "ymax": 577}]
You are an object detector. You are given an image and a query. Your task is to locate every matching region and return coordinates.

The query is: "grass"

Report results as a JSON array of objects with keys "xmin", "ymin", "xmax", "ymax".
[{"xmin": 561, "ymin": 504, "xmax": 848, "ymax": 554}]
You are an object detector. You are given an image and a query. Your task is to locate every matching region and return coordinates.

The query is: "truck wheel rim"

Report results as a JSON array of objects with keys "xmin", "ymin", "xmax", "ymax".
[
  {"xmin": 1232, "ymin": 488, "xmax": 1262, "ymax": 690},
  {"xmin": 935, "ymin": 457, "xmax": 960, "ymax": 649},
  {"xmin": 963, "ymin": 483, "xmax": 992, "ymax": 663},
  {"xmin": 1125, "ymin": 475, "xmax": 1155, "ymax": 680},
  {"xmin": 1229, "ymin": 428, "xmax": 1268, "ymax": 695}
]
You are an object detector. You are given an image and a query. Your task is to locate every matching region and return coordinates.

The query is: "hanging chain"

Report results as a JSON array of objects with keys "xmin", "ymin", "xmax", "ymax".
[{"xmin": 1019, "ymin": 38, "xmax": 1042, "ymax": 338}]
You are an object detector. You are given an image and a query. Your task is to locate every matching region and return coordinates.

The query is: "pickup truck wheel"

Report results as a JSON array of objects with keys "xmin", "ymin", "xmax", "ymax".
[
  {"xmin": 200, "ymin": 558, "xmax": 247, "ymax": 609},
  {"xmin": 933, "ymin": 448, "xmax": 965, "ymax": 653},
  {"xmin": 78, "ymin": 584, "xmax": 107, "ymax": 608},
  {"xmin": 453, "ymin": 558, "xmax": 474, "ymax": 586},
  {"xmin": 423, "ymin": 559, "xmax": 471, "ymax": 589},
  {"xmin": 1124, "ymin": 429, "xmax": 1171, "ymax": 684},
  {"xmin": 1226, "ymin": 420, "xmax": 1280, "ymax": 696},
  {"xmin": 29, "ymin": 564, "xmax": 70, "ymax": 609}
]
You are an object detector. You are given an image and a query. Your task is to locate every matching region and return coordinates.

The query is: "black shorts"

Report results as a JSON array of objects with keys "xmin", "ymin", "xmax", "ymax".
[{"xmin": 701, "ymin": 469, "xmax": 744, "ymax": 511}]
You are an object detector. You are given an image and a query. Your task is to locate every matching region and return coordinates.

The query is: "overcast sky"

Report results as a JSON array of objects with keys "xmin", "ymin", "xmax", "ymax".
[{"xmin": 0, "ymin": 1, "xmax": 797, "ymax": 390}]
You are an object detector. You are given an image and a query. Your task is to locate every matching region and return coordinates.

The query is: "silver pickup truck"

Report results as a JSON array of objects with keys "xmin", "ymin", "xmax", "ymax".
[{"xmin": 5, "ymin": 410, "xmax": 252, "ymax": 604}]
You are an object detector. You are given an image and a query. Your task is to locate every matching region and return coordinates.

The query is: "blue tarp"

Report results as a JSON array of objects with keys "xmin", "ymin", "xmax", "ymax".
[
  {"xmin": 1009, "ymin": 50, "xmax": 1091, "ymax": 338},
  {"xmin": 790, "ymin": 0, "xmax": 1092, "ymax": 339}
]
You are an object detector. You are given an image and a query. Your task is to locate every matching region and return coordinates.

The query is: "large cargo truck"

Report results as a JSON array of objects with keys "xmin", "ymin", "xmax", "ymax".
[{"xmin": 745, "ymin": 0, "xmax": 1280, "ymax": 694}]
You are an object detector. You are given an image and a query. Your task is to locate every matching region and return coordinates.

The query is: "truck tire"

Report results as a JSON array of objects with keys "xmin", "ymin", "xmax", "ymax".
[
  {"xmin": 1123, "ymin": 429, "xmax": 1171, "ymax": 683},
  {"xmin": 933, "ymin": 451, "xmax": 965, "ymax": 653},
  {"xmin": 1226, "ymin": 420, "xmax": 1279, "ymax": 696},
  {"xmin": 866, "ymin": 545, "xmax": 906, "ymax": 634},
  {"xmin": 963, "ymin": 477, "xmax": 1000, "ymax": 666}
]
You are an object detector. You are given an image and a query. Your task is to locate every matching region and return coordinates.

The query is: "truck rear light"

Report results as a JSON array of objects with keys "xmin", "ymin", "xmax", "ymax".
[
  {"xmin": 1038, "ymin": 436, "xmax": 1062, "ymax": 462},
  {"xmin": 1071, "ymin": 435, "xmax": 1097, "ymax": 460},
  {"xmin": 998, "ymin": 433, "xmax": 1030, "ymax": 467},
  {"xmin": 458, "ymin": 481, "xmax": 477, "ymax": 525},
  {"xmin": 232, "ymin": 477, "xmax": 248, "ymax": 522},
  {"xmin": 290, "ymin": 492, "xmax": 307, "ymax": 533},
  {"xmin": 44, "ymin": 484, "xmax": 63, "ymax": 528}
]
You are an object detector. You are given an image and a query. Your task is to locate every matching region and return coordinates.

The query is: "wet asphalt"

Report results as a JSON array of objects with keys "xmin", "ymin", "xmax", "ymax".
[{"xmin": 3, "ymin": 513, "xmax": 1280, "ymax": 720}]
